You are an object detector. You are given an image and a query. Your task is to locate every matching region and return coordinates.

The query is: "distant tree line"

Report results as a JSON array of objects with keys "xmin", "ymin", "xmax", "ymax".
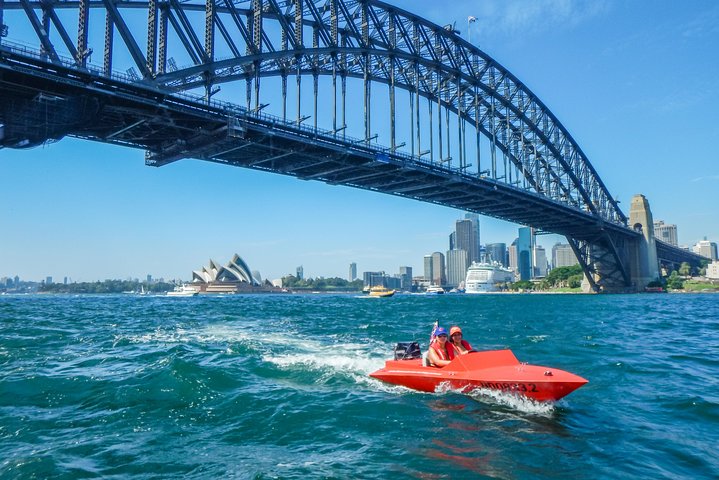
[
  {"xmin": 39, "ymin": 280, "xmax": 175, "ymax": 294},
  {"xmin": 281, "ymin": 275, "xmax": 364, "ymax": 291}
]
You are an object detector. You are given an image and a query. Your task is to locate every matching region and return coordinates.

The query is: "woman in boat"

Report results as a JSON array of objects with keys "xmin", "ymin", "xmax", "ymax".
[
  {"xmin": 449, "ymin": 326, "xmax": 473, "ymax": 355},
  {"xmin": 427, "ymin": 327, "xmax": 455, "ymax": 367}
]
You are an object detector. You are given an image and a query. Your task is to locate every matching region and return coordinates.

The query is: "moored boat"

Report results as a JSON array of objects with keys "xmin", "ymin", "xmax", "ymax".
[
  {"xmin": 370, "ymin": 344, "xmax": 587, "ymax": 402},
  {"xmin": 425, "ymin": 285, "xmax": 444, "ymax": 294},
  {"xmin": 368, "ymin": 286, "xmax": 396, "ymax": 297}
]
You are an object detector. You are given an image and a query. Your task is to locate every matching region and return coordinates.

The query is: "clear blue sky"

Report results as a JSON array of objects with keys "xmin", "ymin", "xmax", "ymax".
[{"xmin": 1, "ymin": 0, "xmax": 717, "ymax": 282}]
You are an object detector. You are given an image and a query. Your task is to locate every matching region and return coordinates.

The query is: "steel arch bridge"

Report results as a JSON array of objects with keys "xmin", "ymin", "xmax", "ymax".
[{"xmin": 0, "ymin": 0, "xmax": 705, "ymax": 290}]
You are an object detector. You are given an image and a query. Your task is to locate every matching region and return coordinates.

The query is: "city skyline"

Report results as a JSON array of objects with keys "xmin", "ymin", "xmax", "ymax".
[{"xmin": 2, "ymin": 0, "xmax": 718, "ymax": 282}]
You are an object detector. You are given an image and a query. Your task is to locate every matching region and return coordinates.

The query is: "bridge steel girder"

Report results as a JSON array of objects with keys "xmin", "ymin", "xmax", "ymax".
[
  {"xmin": 655, "ymin": 239, "xmax": 709, "ymax": 274},
  {"xmin": 3, "ymin": 0, "xmax": 691, "ymax": 291}
]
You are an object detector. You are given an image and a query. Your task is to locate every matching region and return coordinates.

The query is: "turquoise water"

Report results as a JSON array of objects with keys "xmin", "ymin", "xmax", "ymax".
[{"xmin": 1, "ymin": 293, "xmax": 717, "ymax": 479}]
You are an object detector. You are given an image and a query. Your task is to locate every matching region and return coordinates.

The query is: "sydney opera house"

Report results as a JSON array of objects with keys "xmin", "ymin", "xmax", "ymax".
[{"xmin": 191, "ymin": 254, "xmax": 282, "ymax": 294}]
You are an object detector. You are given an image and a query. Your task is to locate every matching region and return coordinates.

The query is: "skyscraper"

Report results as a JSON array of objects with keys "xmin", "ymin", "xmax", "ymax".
[
  {"xmin": 446, "ymin": 249, "xmax": 468, "ymax": 287},
  {"xmin": 349, "ymin": 262, "xmax": 357, "ymax": 281},
  {"xmin": 552, "ymin": 243, "xmax": 578, "ymax": 268},
  {"xmin": 533, "ymin": 245, "xmax": 548, "ymax": 278},
  {"xmin": 693, "ymin": 240, "xmax": 718, "ymax": 260},
  {"xmin": 485, "ymin": 243, "xmax": 507, "ymax": 266},
  {"xmin": 653, "ymin": 220, "xmax": 678, "ymax": 246},
  {"xmin": 399, "ymin": 266, "xmax": 413, "ymax": 291},
  {"xmin": 517, "ymin": 227, "xmax": 534, "ymax": 281},
  {"xmin": 455, "ymin": 219, "xmax": 479, "ymax": 264},
  {"xmin": 509, "ymin": 240, "xmax": 518, "ymax": 273},
  {"xmin": 424, "ymin": 255, "xmax": 433, "ymax": 282},
  {"xmin": 296, "ymin": 266, "xmax": 304, "ymax": 280},
  {"xmin": 464, "ymin": 212, "xmax": 481, "ymax": 259},
  {"xmin": 431, "ymin": 252, "xmax": 446, "ymax": 286}
]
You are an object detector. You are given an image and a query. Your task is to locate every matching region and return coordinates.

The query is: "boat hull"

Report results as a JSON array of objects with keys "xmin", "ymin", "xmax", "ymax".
[{"xmin": 369, "ymin": 350, "xmax": 587, "ymax": 402}]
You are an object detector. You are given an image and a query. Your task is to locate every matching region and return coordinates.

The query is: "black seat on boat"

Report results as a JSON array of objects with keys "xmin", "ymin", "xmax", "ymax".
[{"xmin": 394, "ymin": 342, "xmax": 422, "ymax": 360}]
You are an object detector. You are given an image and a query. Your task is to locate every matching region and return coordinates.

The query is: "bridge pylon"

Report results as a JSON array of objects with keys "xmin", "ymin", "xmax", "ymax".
[{"xmin": 627, "ymin": 194, "xmax": 660, "ymax": 290}]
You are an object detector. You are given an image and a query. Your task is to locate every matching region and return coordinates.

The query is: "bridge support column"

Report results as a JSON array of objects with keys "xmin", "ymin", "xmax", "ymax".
[{"xmin": 628, "ymin": 194, "xmax": 659, "ymax": 290}]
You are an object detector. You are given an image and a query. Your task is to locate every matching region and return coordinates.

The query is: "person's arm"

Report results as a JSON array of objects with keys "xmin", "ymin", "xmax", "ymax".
[{"xmin": 427, "ymin": 347, "xmax": 451, "ymax": 367}]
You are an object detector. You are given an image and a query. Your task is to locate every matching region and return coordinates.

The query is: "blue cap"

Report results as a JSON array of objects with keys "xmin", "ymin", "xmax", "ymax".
[{"xmin": 435, "ymin": 327, "xmax": 448, "ymax": 336}]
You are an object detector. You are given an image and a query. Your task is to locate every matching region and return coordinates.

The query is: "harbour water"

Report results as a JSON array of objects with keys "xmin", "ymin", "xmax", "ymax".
[{"xmin": 1, "ymin": 293, "xmax": 717, "ymax": 479}]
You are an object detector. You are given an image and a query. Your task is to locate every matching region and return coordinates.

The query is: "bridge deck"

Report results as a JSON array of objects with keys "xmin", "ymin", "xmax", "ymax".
[{"xmin": 0, "ymin": 46, "xmax": 639, "ymax": 244}]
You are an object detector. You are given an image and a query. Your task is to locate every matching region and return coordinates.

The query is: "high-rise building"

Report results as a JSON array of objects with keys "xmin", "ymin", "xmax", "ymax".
[
  {"xmin": 45, "ymin": 276, "xmax": 53, "ymax": 284},
  {"xmin": 508, "ymin": 240, "xmax": 518, "ymax": 274},
  {"xmin": 363, "ymin": 271, "xmax": 386, "ymax": 287},
  {"xmin": 449, "ymin": 231, "xmax": 456, "ymax": 251},
  {"xmin": 485, "ymin": 243, "xmax": 507, "ymax": 266},
  {"xmin": 693, "ymin": 240, "xmax": 718, "ymax": 260},
  {"xmin": 456, "ymin": 218, "xmax": 480, "ymax": 264},
  {"xmin": 424, "ymin": 255, "xmax": 433, "ymax": 282},
  {"xmin": 446, "ymin": 249, "xmax": 468, "ymax": 287},
  {"xmin": 464, "ymin": 212, "xmax": 481, "ymax": 259},
  {"xmin": 654, "ymin": 220, "xmax": 678, "ymax": 246},
  {"xmin": 296, "ymin": 266, "xmax": 304, "ymax": 280},
  {"xmin": 552, "ymin": 243, "xmax": 579, "ymax": 268},
  {"xmin": 533, "ymin": 245, "xmax": 548, "ymax": 278},
  {"xmin": 707, "ymin": 261, "xmax": 719, "ymax": 279},
  {"xmin": 147, "ymin": 274, "xmax": 153, "ymax": 283},
  {"xmin": 349, "ymin": 262, "xmax": 357, "ymax": 281},
  {"xmin": 399, "ymin": 266, "xmax": 413, "ymax": 290},
  {"xmin": 431, "ymin": 252, "xmax": 446, "ymax": 286},
  {"xmin": 517, "ymin": 227, "xmax": 534, "ymax": 281}
]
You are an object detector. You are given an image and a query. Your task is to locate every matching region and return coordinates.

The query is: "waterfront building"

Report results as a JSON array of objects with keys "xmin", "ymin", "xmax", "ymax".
[
  {"xmin": 446, "ymin": 249, "xmax": 469, "ymax": 287},
  {"xmin": 191, "ymin": 254, "xmax": 273, "ymax": 293},
  {"xmin": 296, "ymin": 265, "xmax": 304, "ymax": 280},
  {"xmin": 349, "ymin": 262, "xmax": 357, "ymax": 281},
  {"xmin": 552, "ymin": 243, "xmax": 579, "ymax": 268},
  {"xmin": 485, "ymin": 243, "xmax": 507, "ymax": 267},
  {"xmin": 363, "ymin": 271, "xmax": 386, "ymax": 287},
  {"xmin": 399, "ymin": 266, "xmax": 413, "ymax": 291},
  {"xmin": 45, "ymin": 276, "xmax": 53, "ymax": 285},
  {"xmin": 423, "ymin": 255, "xmax": 433, "ymax": 282},
  {"xmin": 386, "ymin": 276, "xmax": 402, "ymax": 290},
  {"xmin": 431, "ymin": 251, "xmax": 446, "ymax": 286},
  {"xmin": 517, "ymin": 227, "xmax": 534, "ymax": 281},
  {"xmin": 653, "ymin": 220, "xmax": 678, "ymax": 246},
  {"xmin": 692, "ymin": 240, "xmax": 718, "ymax": 261},
  {"xmin": 533, "ymin": 245, "xmax": 548, "ymax": 278},
  {"xmin": 707, "ymin": 261, "xmax": 719, "ymax": 280},
  {"xmin": 456, "ymin": 218, "xmax": 480, "ymax": 264},
  {"xmin": 147, "ymin": 274, "xmax": 152, "ymax": 283}
]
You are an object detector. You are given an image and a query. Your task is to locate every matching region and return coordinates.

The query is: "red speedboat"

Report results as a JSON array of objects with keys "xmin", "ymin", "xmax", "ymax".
[{"xmin": 370, "ymin": 344, "xmax": 587, "ymax": 402}]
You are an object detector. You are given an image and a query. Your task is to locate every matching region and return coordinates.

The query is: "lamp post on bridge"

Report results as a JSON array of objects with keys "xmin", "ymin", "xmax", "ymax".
[{"xmin": 467, "ymin": 16, "xmax": 477, "ymax": 45}]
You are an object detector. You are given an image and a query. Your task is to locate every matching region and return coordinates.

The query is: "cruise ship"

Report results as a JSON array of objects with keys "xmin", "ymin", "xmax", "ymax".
[{"xmin": 464, "ymin": 262, "xmax": 514, "ymax": 293}]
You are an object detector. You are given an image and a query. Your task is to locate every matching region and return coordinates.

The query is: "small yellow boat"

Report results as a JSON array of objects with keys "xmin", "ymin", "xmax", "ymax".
[{"xmin": 368, "ymin": 286, "xmax": 396, "ymax": 297}]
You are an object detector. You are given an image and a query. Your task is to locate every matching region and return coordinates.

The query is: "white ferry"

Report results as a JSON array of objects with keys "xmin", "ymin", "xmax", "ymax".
[
  {"xmin": 464, "ymin": 262, "xmax": 514, "ymax": 293},
  {"xmin": 167, "ymin": 284, "xmax": 199, "ymax": 297}
]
